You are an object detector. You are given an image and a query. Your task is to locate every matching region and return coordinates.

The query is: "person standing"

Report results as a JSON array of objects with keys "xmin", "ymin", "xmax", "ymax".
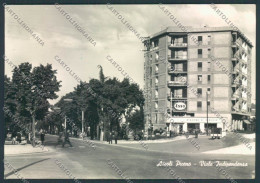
[
  {"xmin": 62, "ymin": 131, "xmax": 73, "ymax": 147},
  {"xmin": 11, "ymin": 131, "xmax": 17, "ymax": 145},
  {"xmin": 108, "ymin": 132, "xmax": 112, "ymax": 144},
  {"xmin": 114, "ymin": 131, "xmax": 118, "ymax": 144},
  {"xmin": 56, "ymin": 132, "xmax": 64, "ymax": 147},
  {"xmin": 40, "ymin": 130, "xmax": 45, "ymax": 145},
  {"xmin": 17, "ymin": 131, "xmax": 22, "ymax": 144}
]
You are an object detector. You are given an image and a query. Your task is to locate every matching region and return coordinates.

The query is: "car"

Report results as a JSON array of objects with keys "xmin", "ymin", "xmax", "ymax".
[{"xmin": 211, "ymin": 128, "xmax": 222, "ymax": 139}]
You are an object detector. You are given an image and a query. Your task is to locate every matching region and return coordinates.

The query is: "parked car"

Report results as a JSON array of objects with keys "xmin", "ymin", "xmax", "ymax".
[{"xmin": 211, "ymin": 128, "xmax": 222, "ymax": 139}]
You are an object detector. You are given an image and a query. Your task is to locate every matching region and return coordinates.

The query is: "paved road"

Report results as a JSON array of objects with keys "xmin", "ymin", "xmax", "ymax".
[{"xmin": 4, "ymin": 134, "xmax": 255, "ymax": 179}]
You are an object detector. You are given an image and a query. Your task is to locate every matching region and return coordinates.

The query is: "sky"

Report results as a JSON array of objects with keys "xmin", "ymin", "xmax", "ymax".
[{"xmin": 5, "ymin": 4, "xmax": 256, "ymax": 105}]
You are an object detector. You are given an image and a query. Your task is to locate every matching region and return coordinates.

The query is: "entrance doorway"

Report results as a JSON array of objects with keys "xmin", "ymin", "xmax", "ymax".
[
  {"xmin": 187, "ymin": 123, "xmax": 200, "ymax": 133},
  {"xmin": 179, "ymin": 124, "xmax": 183, "ymax": 133}
]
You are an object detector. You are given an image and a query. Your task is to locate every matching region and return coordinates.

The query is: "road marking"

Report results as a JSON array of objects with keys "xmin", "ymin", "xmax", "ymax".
[{"xmin": 78, "ymin": 146, "xmax": 86, "ymax": 148}]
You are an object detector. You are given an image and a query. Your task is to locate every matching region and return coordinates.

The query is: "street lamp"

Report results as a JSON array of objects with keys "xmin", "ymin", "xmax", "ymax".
[
  {"xmin": 206, "ymin": 91, "xmax": 209, "ymax": 136},
  {"xmin": 63, "ymin": 98, "xmax": 86, "ymax": 138},
  {"xmin": 63, "ymin": 99, "xmax": 73, "ymax": 132}
]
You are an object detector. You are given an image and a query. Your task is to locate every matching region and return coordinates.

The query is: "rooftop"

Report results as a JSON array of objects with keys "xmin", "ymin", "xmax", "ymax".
[{"xmin": 146, "ymin": 26, "xmax": 253, "ymax": 47}]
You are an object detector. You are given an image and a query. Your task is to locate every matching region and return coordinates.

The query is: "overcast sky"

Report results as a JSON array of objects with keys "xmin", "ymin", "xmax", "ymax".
[{"xmin": 5, "ymin": 4, "xmax": 256, "ymax": 104}]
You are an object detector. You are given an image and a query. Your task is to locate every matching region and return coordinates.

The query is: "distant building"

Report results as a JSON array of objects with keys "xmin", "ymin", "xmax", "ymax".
[{"xmin": 143, "ymin": 26, "xmax": 252, "ymax": 133}]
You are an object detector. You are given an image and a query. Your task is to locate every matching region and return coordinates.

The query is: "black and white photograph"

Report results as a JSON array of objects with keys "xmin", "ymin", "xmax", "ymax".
[{"xmin": 2, "ymin": 2, "xmax": 257, "ymax": 182}]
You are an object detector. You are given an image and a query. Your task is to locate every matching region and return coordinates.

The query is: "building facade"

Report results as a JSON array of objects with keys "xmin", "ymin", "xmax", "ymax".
[{"xmin": 143, "ymin": 26, "xmax": 252, "ymax": 133}]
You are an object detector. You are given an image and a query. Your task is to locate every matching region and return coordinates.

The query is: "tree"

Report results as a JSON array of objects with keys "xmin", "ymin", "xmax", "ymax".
[
  {"xmin": 4, "ymin": 75, "xmax": 17, "ymax": 133},
  {"xmin": 10, "ymin": 63, "xmax": 61, "ymax": 146},
  {"xmin": 127, "ymin": 109, "xmax": 145, "ymax": 137},
  {"xmin": 51, "ymin": 65, "xmax": 145, "ymax": 141}
]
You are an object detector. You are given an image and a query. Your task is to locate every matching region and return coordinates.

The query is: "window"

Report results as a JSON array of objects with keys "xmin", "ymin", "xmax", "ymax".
[
  {"xmin": 207, "ymin": 101, "xmax": 210, "ymax": 108},
  {"xmin": 198, "ymin": 36, "xmax": 203, "ymax": 44},
  {"xmin": 207, "ymin": 88, "xmax": 211, "ymax": 94},
  {"xmin": 154, "ymin": 39, "xmax": 159, "ymax": 47},
  {"xmin": 208, "ymin": 49, "xmax": 211, "ymax": 58},
  {"xmin": 155, "ymin": 64, "xmax": 159, "ymax": 74},
  {"xmin": 155, "ymin": 89, "xmax": 158, "ymax": 98},
  {"xmin": 208, "ymin": 75, "xmax": 211, "ymax": 83},
  {"xmin": 155, "ymin": 52, "xmax": 159, "ymax": 61},
  {"xmin": 155, "ymin": 101, "xmax": 158, "ymax": 109},
  {"xmin": 183, "ymin": 37, "xmax": 187, "ymax": 43},
  {"xmin": 198, "ymin": 75, "xmax": 202, "ymax": 83},
  {"xmin": 198, "ymin": 62, "xmax": 202, "ymax": 71},
  {"xmin": 208, "ymin": 35, "xmax": 211, "ymax": 45},
  {"xmin": 207, "ymin": 61, "xmax": 211, "ymax": 71},
  {"xmin": 198, "ymin": 49, "xmax": 202, "ymax": 58},
  {"xmin": 197, "ymin": 88, "xmax": 202, "ymax": 97},
  {"xmin": 197, "ymin": 101, "xmax": 202, "ymax": 111},
  {"xmin": 155, "ymin": 76, "xmax": 159, "ymax": 85}
]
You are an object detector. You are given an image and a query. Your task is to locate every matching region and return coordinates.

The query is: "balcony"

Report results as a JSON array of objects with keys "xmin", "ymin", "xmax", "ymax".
[
  {"xmin": 168, "ymin": 55, "xmax": 187, "ymax": 61},
  {"xmin": 241, "ymin": 109, "xmax": 248, "ymax": 113},
  {"xmin": 232, "ymin": 53, "xmax": 240, "ymax": 61},
  {"xmin": 155, "ymin": 70, "xmax": 159, "ymax": 75},
  {"xmin": 168, "ymin": 68, "xmax": 187, "ymax": 74},
  {"xmin": 232, "ymin": 107, "xmax": 240, "ymax": 112},
  {"xmin": 155, "ymin": 95, "xmax": 159, "ymax": 100},
  {"xmin": 168, "ymin": 80, "xmax": 187, "ymax": 87},
  {"xmin": 167, "ymin": 93, "xmax": 187, "ymax": 100},
  {"xmin": 231, "ymin": 92, "xmax": 240, "ymax": 100},
  {"xmin": 232, "ymin": 66, "xmax": 240, "ymax": 73},
  {"xmin": 232, "ymin": 41, "xmax": 239, "ymax": 47},
  {"xmin": 150, "ymin": 46, "xmax": 159, "ymax": 51},
  {"xmin": 242, "ymin": 96, "xmax": 247, "ymax": 101},
  {"xmin": 232, "ymin": 79, "xmax": 240, "ymax": 86},
  {"xmin": 168, "ymin": 42, "xmax": 188, "ymax": 48},
  {"xmin": 240, "ymin": 58, "xmax": 248, "ymax": 65},
  {"xmin": 241, "ymin": 84, "xmax": 247, "ymax": 89},
  {"xmin": 242, "ymin": 69, "xmax": 247, "ymax": 76}
]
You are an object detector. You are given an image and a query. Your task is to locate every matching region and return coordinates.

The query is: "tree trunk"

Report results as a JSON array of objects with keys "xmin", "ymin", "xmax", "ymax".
[{"xmin": 32, "ymin": 115, "xmax": 36, "ymax": 147}]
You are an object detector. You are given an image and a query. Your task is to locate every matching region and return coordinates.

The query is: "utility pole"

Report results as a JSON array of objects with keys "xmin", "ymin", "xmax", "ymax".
[
  {"xmin": 206, "ymin": 91, "xmax": 209, "ymax": 136},
  {"xmin": 32, "ymin": 113, "xmax": 36, "ymax": 147},
  {"xmin": 64, "ymin": 115, "xmax": 67, "ymax": 132},
  {"xmin": 82, "ymin": 110, "xmax": 84, "ymax": 139},
  {"xmin": 170, "ymin": 91, "xmax": 173, "ymax": 117},
  {"xmin": 27, "ymin": 107, "xmax": 36, "ymax": 147}
]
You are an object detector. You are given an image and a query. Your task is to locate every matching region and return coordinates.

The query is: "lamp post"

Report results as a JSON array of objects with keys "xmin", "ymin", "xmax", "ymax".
[
  {"xmin": 64, "ymin": 98, "xmax": 85, "ymax": 137},
  {"xmin": 63, "ymin": 99, "xmax": 73, "ymax": 133},
  {"xmin": 206, "ymin": 91, "xmax": 209, "ymax": 136}
]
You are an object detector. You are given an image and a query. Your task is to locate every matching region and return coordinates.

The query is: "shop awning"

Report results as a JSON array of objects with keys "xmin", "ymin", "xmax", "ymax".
[{"xmin": 243, "ymin": 120, "xmax": 251, "ymax": 124}]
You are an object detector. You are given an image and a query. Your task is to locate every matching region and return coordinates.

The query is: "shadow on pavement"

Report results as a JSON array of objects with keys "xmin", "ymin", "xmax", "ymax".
[{"xmin": 4, "ymin": 158, "xmax": 50, "ymax": 178}]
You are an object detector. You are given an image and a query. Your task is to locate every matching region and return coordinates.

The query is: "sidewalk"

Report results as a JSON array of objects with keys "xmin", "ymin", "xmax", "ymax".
[
  {"xmin": 203, "ymin": 133, "xmax": 255, "ymax": 155},
  {"xmin": 5, "ymin": 144, "xmax": 52, "ymax": 156},
  {"xmin": 67, "ymin": 134, "xmax": 199, "ymax": 144},
  {"xmin": 203, "ymin": 142, "xmax": 255, "ymax": 155}
]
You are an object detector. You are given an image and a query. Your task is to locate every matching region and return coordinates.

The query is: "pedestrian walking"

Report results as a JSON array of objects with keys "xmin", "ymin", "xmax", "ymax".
[
  {"xmin": 62, "ymin": 131, "xmax": 73, "ymax": 147},
  {"xmin": 56, "ymin": 132, "xmax": 64, "ymax": 147},
  {"xmin": 11, "ymin": 131, "xmax": 17, "ymax": 145},
  {"xmin": 195, "ymin": 129, "xmax": 198, "ymax": 138},
  {"xmin": 114, "ymin": 131, "xmax": 118, "ymax": 144},
  {"xmin": 108, "ymin": 132, "xmax": 112, "ymax": 144},
  {"xmin": 40, "ymin": 130, "xmax": 45, "ymax": 145},
  {"xmin": 16, "ymin": 131, "xmax": 22, "ymax": 144}
]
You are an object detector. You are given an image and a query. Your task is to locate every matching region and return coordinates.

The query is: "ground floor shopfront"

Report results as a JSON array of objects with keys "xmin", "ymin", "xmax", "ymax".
[
  {"xmin": 167, "ymin": 114, "xmax": 250, "ymax": 133},
  {"xmin": 166, "ymin": 117, "xmax": 224, "ymax": 133},
  {"xmin": 145, "ymin": 113, "xmax": 251, "ymax": 134}
]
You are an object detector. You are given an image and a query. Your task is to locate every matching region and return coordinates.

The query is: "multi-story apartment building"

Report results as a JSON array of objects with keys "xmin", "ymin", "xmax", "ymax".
[{"xmin": 143, "ymin": 26, "xmax": 252, "ymax": 133}]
